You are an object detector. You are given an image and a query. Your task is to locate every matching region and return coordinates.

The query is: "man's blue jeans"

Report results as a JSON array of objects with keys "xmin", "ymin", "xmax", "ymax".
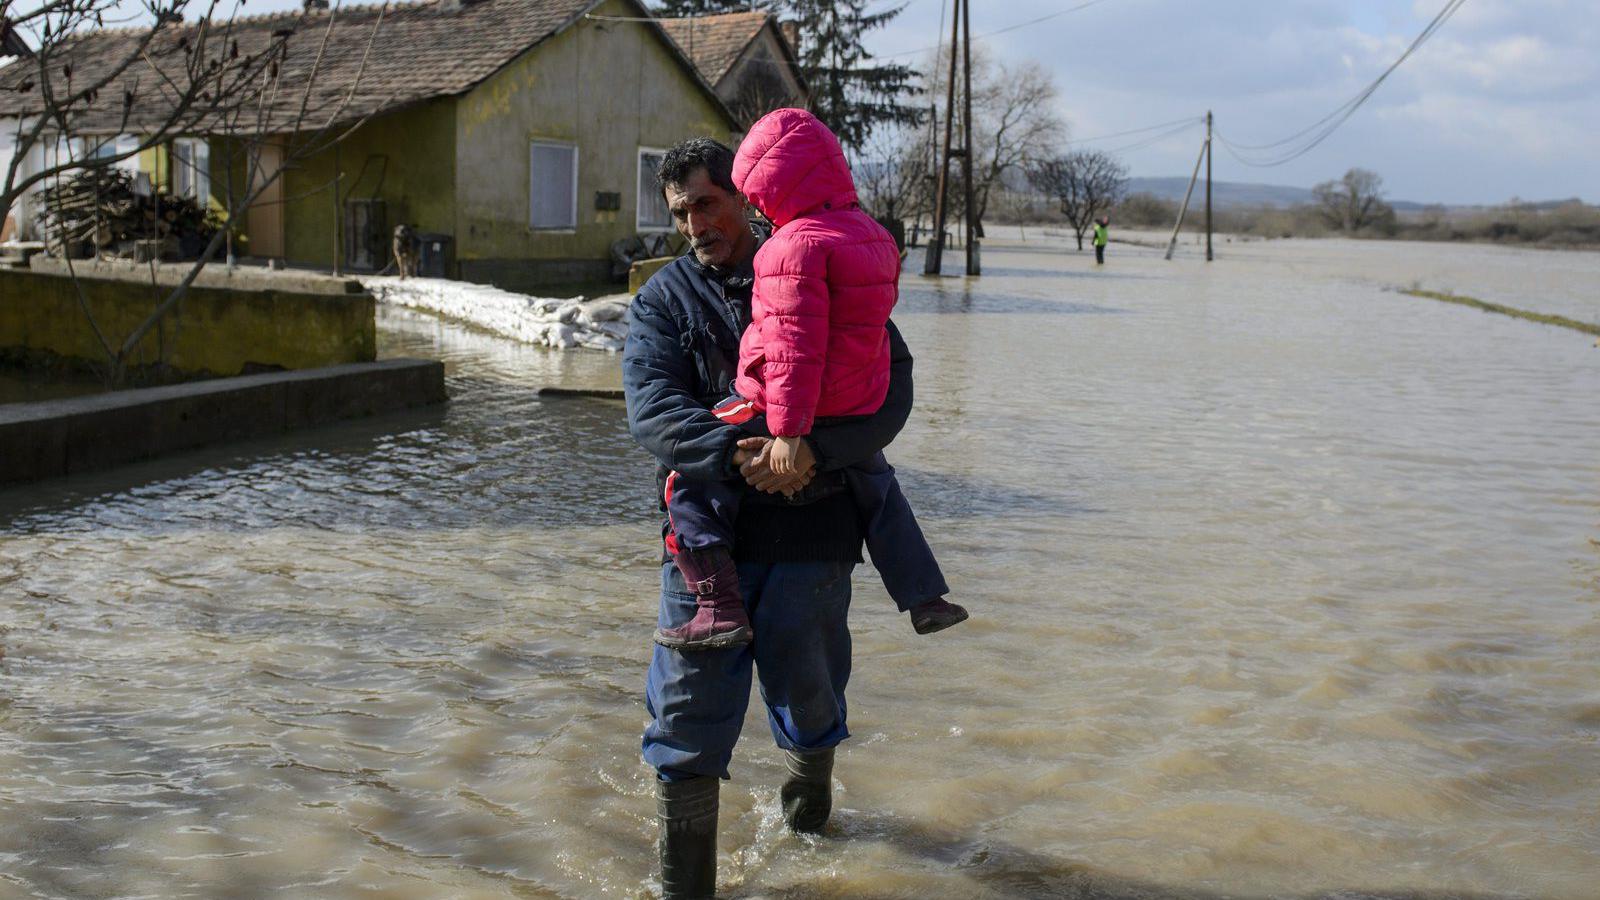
[{"xmin": 644, "ymin": 558, "xmax": 855, "ymax": 781}]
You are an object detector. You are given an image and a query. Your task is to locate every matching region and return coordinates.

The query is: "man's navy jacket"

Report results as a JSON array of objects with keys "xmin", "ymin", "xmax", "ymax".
[{"xmin": 622, "ymin": 248, "xmax": 914, "ymax": 502}]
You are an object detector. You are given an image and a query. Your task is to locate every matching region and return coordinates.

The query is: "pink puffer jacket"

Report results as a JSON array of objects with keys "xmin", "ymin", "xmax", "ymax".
[{"xmin": 731, "ymin": 108, "xmax": 900, "ymax": 437}]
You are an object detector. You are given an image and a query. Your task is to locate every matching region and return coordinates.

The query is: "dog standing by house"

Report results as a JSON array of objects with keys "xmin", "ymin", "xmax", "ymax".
[{"xmin": 393, "ymin": 224, "xmax": 418, "ymax": 278}]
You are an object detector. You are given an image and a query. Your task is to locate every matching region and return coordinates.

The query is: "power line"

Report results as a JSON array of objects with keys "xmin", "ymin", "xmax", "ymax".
[
  {"xmin": 973, "ymin": 0, "xmax": 1120, "ymax": 41},
  {"xmin": 1067, "ymin": 116, "xmax": 1204, "ymax": 147},
  {"xmin": 1214, "ymin": 0, "xmax": 1470, "ymax": 167},
  {"xmin": 882, "ymin": 0, "xmax": 1122, "ymax": 59},
  {"xmin": 1100, "ymin": 118, "xmax": 1202, "ymax": 155}
]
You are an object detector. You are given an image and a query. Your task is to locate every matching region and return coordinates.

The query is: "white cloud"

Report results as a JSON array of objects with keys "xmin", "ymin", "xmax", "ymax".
[
  {"xmin": 1412, "ymin": 34, "xmax": 1599, "ymax": 98},
  {"xmin": 868, "ymin": 0, "xmax": 1600, "ymax": 202}
]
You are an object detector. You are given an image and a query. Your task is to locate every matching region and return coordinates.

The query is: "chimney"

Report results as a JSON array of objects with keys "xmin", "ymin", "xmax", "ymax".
[{"xmin": 779, "ymin": 19, "xmax": 800, "ymax": 57}]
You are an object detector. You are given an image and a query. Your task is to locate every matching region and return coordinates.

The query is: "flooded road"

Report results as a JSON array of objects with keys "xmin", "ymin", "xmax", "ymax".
[{"xmin": 2, "ymin": 236, "xmax": 1598, "ymax": 898}]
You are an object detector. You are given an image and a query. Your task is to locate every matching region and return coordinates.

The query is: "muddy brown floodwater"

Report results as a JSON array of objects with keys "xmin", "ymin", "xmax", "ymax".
[{"xmin": 2, "ymin": 234, "xmax": 1598, "ymax": 898}]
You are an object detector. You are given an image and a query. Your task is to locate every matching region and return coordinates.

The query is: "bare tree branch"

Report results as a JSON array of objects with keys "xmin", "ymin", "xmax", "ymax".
[
  {"xmin": 0, "ymin": 0, "xmax": 391, "ymax": 383},
  {"xmin": 1028, "ymin": 150, "xmax": 1128, "ymax": 251}
]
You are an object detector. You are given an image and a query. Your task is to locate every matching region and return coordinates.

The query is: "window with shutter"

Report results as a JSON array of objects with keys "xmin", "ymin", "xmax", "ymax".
[
  {"xmin": 172, "ymin": 138, "xmax": 210, "ymax": 204},
  {"xmin": 638, "ymin": 148, "xmax": 670, "ymax": 231},
  {"xmin": 529, "ymin": 141, "xmax": 577, "ymax": 230}
]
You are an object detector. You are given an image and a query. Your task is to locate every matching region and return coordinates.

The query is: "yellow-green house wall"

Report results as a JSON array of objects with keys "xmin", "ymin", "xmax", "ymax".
[
  {"xmin": 453, "ymin": 0, "xmax": 732, "ymax": 276},
  {"xmin": 137, "ymin": 145, "xmax": 166, "ymax": 192},
  {"xmin": 279, "ymin": 98, "xmax": 458, "ymax": 269},
  {"xmin": 205, "ymin": 136, "xmax": 250, "ymax": 225}
]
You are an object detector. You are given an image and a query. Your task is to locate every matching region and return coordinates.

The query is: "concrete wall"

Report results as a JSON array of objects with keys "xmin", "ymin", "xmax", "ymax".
[
  {"xmin": 453, "ymin": 0, "xmax": 732, "ymax": 290},
  {"xmin": 0, "ymin": 358, "xmax": 446, "ymax": 484},
  {"xmin": 0, "ymin": 264, "xmax": 375, "ymax": 378}
]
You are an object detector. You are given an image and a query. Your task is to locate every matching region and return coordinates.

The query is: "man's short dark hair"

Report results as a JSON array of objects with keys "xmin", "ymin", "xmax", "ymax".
[{"xmin": 656, "ymin": 138, "xmax": 737, "ymax": 195}]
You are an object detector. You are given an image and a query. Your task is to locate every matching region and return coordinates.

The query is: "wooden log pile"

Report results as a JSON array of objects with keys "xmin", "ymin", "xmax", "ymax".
[{"xmin": 39, "ymin": 168, "xmax": 219, "ymax": 260}]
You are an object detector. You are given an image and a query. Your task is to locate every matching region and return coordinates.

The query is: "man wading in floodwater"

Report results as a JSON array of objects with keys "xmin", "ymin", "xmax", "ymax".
[{"xmin": 623, "ymin": 138, "xmax": 919, "ymax": 898}]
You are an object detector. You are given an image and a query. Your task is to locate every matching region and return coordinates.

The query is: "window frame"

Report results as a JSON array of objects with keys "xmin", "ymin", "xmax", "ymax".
[
  {"xmin": 172, "ymin": 137, "xmax": 210, "ymax": 205},
  {"xmin": 636, "ymin": 146, "xmax": 672, "ymax": 233},
  {"xmin": 528, "ymin": 139, "xmax": 579, "ymax": 232}
]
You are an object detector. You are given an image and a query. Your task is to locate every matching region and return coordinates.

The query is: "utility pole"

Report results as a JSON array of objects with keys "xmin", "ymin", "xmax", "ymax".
[
  {"xmin": 961, "ymin": 0, "xmax": 978, "ymax": 275},
  {"xmin": 1205, "ymin": 110, "xmax": 1214, "ymax": 262},
  {"xmin": 1164, "ymin": 135, "xmax": 1207, "ymax": 261},
  {"xmin": 922, "ymin": 0, "xmax": 960, "ymax": 276}
]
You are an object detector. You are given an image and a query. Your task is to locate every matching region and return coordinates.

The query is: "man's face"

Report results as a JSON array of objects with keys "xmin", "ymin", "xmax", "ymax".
[{"xmin": 663, "ymin": 167, "xmax": 752, "ymax": 269}]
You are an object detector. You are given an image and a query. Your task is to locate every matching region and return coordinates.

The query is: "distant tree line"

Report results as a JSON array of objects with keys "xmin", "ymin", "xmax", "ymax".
[{"xmin": 1111, "ymin": 167, "xmax": 1600, "ymax": 249}]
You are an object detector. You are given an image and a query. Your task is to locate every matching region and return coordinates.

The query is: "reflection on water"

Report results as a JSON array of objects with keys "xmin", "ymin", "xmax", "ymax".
[{"xmin": 2, "ymin": 237, "xmax": 1598, "ymax": 898}]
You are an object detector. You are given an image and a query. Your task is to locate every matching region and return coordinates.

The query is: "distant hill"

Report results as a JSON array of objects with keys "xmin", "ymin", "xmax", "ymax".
[
  {"xmin": 1125, "ymin": 177, "xmax": 1314, "ymax": 208},
  {"xmin": 1124, "ymin": 177, "xmax": 1583, "ymax": 212}
]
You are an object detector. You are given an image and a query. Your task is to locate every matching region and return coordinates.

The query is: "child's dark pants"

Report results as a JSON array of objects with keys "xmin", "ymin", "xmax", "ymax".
[{"xmin": 665, "ymin": 396, "xmax": 948, "ymax": 612}]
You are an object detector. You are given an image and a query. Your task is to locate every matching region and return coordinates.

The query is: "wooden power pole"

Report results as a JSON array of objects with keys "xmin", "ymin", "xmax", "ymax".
[
  {"xmin": 1205, "ymin": 110, "xmax": 1214, "ymax": 262},
  {"xmin": 1164, "ymin": 135, "xmax": 1208, "ymax": 261},
  {"xmin": 961, "ymin": 0, "xmax": 979, "ymax": 275},
  {"xmin": 922, "ymin": 0, "xmax": 961, "ymax": 276}
]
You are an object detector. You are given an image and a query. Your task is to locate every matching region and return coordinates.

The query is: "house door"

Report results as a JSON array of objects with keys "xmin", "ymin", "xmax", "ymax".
[{"xmin": 245, "ymin": 141, "xmax": 285, "ymax": 259}]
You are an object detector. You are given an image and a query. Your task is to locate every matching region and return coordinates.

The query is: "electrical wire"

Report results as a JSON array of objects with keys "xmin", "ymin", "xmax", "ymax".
[
  {"xmin": 1100, "ymin": 117, "xmax": 1202, "ymax": 155},
  {"xmin": 880, "ymin": 0, "xmax": 1122, "ymax": 59},
  {"xmin": 1214, "ymin": 0, "xmax": 1469, "ymax": 167},
  {"xmin": 1067, "ymin": 116, "xmax": 1204, "ymax": 147},
  {"xmin": 969, "ymin": 0, "xmax": 1120, "ymax": 41}
]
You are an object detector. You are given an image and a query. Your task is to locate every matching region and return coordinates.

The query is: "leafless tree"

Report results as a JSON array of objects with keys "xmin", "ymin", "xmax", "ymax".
[
  {"xmin": 1312, "ymin": 167, "xmax": 1393, "ymax": 233},
  {"xmin": 853, "ymin": 118, "xmax": 932, "ymax": 228},
  {"xmin": 1028, "ymin": 149, "xmax": 1127, "ymax": 251},
  {"xmin": 0, "ymin": 0, "xmax": 285, "ymax": 226},
  {"xmin": 0, "ymin": 0, "xmax": 391, "ymax": 384},
  {"xmin": 893, "ymin": 45, "xmax": 1064, "ymax": 239},
  {"xmin": 967, "ymin": 53, "xmax": 1062, "ymax": 238}
]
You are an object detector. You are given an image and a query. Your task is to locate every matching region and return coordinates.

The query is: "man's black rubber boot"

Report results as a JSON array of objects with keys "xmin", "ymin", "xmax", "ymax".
[
  {"xmin": 657, "ymin": 776, "xmax": 719, "ymax": 899},
  {"xmin": 780, "ymin": 747, "xmax": 835, "ymax": 834}
]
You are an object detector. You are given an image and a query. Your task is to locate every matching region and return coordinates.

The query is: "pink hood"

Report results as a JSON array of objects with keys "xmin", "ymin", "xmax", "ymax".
[
  {"xmin": 728, "ymin": 108, "xmax": 899, "ymax": 437},
  {"xmin": 732, "ymin": 107, "xmax": 858, "ymax": 228}
]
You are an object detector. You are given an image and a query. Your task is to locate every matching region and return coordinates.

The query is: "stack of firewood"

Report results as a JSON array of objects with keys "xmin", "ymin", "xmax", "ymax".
[{"xmin": 39, "ymin": 168, "xmax": 218, "ymax": 259}]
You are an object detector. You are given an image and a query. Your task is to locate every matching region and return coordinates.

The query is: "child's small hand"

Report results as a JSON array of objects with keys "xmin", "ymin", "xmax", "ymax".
[{"xmin": 768, "ymin": 435, "xmax": 803, "ymax": 476}]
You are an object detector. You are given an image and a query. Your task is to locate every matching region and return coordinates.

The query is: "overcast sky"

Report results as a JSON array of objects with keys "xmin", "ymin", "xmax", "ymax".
[
  {"xmin": 118, "ymin": 0, "xmax": 1599, "ymax": 204},
  {"xmin": 867, "ymin": 0, "xmax": 1598, "ymax": 204}
]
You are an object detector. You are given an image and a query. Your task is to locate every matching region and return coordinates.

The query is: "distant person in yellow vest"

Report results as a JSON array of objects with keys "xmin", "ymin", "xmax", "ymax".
[{"xmin": 1093, "ymin": 216, "xmax": 1109, "ymax": 265}]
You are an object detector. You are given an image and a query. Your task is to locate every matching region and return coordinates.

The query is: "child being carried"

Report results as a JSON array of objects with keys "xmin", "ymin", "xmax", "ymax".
[{"xmin": 654, "ymin": 108, "xmax": 967, "ymax": 651}]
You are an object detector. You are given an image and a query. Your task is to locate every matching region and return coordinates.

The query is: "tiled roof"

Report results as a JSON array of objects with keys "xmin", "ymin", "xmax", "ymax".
[
  {"xmin": 657, "ymin": 11, "xmax": 769, "ymax": 88},
  {"xmin": 0, "ymin": 0, "xmax": 727, "ymax": 134}
]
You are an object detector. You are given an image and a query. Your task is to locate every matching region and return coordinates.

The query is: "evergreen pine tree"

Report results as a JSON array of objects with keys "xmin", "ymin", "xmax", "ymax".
[
  {"xmin": 651, "ymin": 0, "xmax": 920, "ymax": 154},
  {"xmin": 782, "ymin": 0, "xmax": 919, "ymax": 154}
]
